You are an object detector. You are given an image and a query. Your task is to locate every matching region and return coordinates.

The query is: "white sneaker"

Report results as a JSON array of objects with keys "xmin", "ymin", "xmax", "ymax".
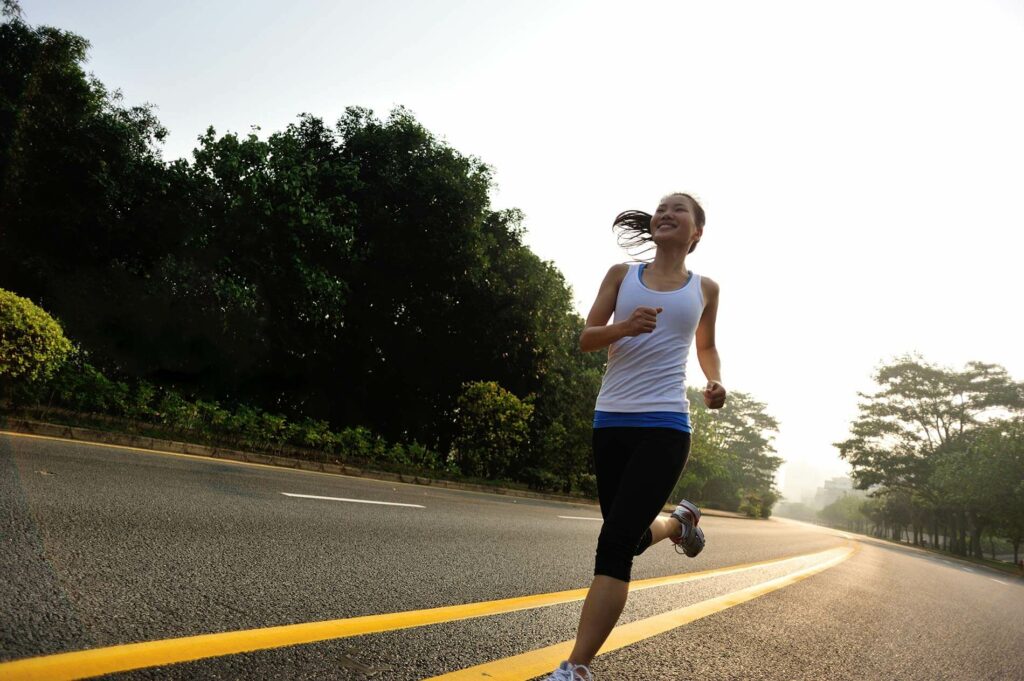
[{"xmin": 541, "ymin": 660, "xmax": 593, "ymax": 681}]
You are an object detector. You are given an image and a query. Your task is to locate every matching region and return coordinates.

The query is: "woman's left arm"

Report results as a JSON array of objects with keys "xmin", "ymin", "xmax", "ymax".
[{"xmin": 696, "ymin": 277, "xmax": 726, "ymax": 409}]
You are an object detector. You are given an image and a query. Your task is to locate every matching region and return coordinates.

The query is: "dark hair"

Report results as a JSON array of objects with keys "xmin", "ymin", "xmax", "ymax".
[{"xmin": 612, "ymin": 193, "xmax": 705, "ymax": 256}]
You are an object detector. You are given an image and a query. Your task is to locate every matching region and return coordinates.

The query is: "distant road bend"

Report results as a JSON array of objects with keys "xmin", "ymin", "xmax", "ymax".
[{"xmin": 2, "ymin": 431, "xmax": 1022, "ymax": 680}]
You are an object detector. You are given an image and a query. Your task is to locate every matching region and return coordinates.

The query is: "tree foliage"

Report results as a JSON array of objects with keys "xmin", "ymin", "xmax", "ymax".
[
  {"xmin": 835, "ymin": 354, "xmax": 1022, "ymax": 493},
  {"xmin": 837, "ymin": 354, "xmax": 1024, "ymax": 559}
]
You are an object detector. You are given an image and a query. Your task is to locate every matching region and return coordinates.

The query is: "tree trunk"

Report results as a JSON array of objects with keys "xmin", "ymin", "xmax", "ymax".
[{"xmin": 969, "ymin": 514, "xmax": 984, "ymax": 559}]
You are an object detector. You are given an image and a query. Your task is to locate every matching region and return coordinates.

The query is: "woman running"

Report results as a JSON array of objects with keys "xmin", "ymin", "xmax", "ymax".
[{"xmin": 542, "ymin": 192, "xmax": 726, "ymax": 681}]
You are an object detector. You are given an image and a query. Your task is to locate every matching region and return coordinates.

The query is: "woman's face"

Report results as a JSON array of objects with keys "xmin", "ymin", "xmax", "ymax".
[{"xmin": 651, "ymin": 194, "xmax": 701, "ymax": 250}]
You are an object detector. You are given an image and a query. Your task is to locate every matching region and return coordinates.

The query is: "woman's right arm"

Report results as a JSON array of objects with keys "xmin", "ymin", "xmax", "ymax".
[{"xmin": 579, "ymin": 264, "xmax": 661, "ymax": 352}]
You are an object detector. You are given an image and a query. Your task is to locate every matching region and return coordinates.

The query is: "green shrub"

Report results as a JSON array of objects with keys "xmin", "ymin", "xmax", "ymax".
[
  {"xmin": 0, "ymin": 289, "xmax": 74, "ymax": 386},
  {"xmin": 737, "ymin": 490, "xmax": 758, "ymax": 518},
  {"xmin": 256, "ymin": 411, "xmax": 287, "ymax": 447},
  {"xmin": 319, "ymin": 428, "xmax": 343, "ymax": 455},
  {"xmin": 196, "ymin": 400, "xmax": 231, "ymax": 434},
  {"xmin": 45, "ymin": 356, "xmax": 122, "ymax": 414},
  {"xmin": 521, "ymin": 466, "xmax": 561, "ymax": 492},
  {"xmin": 337, "ymin": 426, "xmax": 375, "ymax": 460},
  {"xmin": 381, "ymin": 442, "xmax": 411, "ymax": 466},
  {"xmin": 406, "ymin": 441, "xmax": 441, "ymax": 470},
  {"xmin": 758, "ymin": 490, "xmax": 778, "ymax": 518},
  {"xmin": 288, "ymin": 418, "xmax": 333, "ymax": 451},
  {"xmin": 572, "ymin": 473, "xmax": 598, "ymax": 498},
  {"xmin": 127, "ymin": 381, "xmax": 158, "ymax": 420},
  {"xmin": 452, "ymin": 381, "xmax": 533, "ymax": 479},
  {"xmin": 157, "ymin": 390, "xmax": 197, "ymax": 429}
]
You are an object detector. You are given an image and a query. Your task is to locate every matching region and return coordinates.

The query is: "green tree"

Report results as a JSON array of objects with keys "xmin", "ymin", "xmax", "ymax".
[
  {"xmin": 836, "ymin": 355, "xmax": 1022, "ymax": 551},
  {"xmin": 0, "ymin": 7, "xmax": 170, "ymax": 369},
  {"xmin": 932, "ymin": 420, "xmax": 1024, "ymax": 560},
  {"xmin": 142, "ymin": 116, "xmax": 360, "ymax": 408},
  {"xmin": 836, "ymin": 355, "xmax": 1022, "ymax": 492}
]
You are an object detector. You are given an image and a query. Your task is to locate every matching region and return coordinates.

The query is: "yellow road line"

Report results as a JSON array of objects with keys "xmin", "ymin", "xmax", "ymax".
[
  {"xmin": 425, "ymin": 545, "xmax": 857, "ymax": 681},
  {"xmin": 0, "ymin": 548, "xmax": 846, "ymax": 680}
]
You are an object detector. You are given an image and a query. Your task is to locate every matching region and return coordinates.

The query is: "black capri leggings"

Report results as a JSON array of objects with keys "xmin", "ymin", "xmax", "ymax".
[{"xmin": 592, "ymin": 427, "xmax": 691, "ymax": 582}]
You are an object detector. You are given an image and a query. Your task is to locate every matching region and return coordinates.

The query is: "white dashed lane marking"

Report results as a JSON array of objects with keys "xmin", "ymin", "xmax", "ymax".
[
  {"xmin": 281, "ymin": 492, "xmax": 425, "ymax": 508},
  {"xmin": 557, "ymin": 515, "xmax": 602, "ymax": 521}
]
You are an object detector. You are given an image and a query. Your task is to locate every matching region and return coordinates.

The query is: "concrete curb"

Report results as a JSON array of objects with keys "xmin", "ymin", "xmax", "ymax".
[
  {"xmin": 0, "ymin": 416, "xmax": 751, "ymax": 519},
  {"xmin": 0, "ymin": 416, "xmax": 602, "ymax": 507}
]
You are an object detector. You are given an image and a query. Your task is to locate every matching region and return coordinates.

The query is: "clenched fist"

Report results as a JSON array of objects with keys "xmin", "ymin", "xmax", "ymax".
[
  {"xmin": 704, "ymin": 380, "xmax": 727, "ymax": 409},
  {"xmin": 623, "ymin": 306, "xmax": 662, "ymax": 337}
]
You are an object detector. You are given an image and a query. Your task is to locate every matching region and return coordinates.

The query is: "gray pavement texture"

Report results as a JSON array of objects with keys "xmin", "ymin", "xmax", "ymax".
[{"xmin": 2, "ymin": 433, "xmax": 1022, "ymax": 680}]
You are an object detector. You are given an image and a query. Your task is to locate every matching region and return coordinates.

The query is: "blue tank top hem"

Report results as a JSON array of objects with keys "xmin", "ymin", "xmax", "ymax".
[{"xmin": 593, "ymin": 410, "xmax": 692, "ymax": 433}]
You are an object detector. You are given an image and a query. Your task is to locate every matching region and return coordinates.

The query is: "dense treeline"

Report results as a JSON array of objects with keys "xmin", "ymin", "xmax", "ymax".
[
  {"xmin": 835, "ymin": 355, "xmax": 1024, "ymax": 563},
  {"xmin": 0, "ymin": 7, "xmax": 781, "ymax": 508}
]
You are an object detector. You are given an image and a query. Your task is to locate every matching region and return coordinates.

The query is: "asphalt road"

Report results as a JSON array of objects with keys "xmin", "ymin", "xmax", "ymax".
[{"xmin": 2, "ymin": 432, "xmax": 1022, "ymax": 680}]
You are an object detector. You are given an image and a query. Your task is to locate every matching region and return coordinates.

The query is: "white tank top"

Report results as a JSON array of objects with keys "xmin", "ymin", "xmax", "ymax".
[{"xmin": 594, "ymin": 263, "xmax": 705, "ymax": 413}]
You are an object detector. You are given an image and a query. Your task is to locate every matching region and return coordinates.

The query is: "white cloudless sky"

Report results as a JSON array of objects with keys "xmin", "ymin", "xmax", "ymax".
[{"xmin": 23, "ymin": 0, "xmax": 1024, "ymax": 500}]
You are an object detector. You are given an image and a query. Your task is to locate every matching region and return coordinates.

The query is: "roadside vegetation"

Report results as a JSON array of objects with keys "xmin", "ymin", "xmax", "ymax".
[
  {"xmin": 0, "ymin": 5, "xmax": 782, "ymax": 513},
  {"xmin": 832, "ymin": 355, "xmax": 1024, "ymax": 565}
]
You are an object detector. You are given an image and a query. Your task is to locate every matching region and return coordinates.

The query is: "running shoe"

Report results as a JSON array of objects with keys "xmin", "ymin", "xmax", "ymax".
[
  {"xmin": 541, "ymin": 661, "xmax": 593, "ymax": 681},
  {"xmin": 670, "ymin": 499, "xmax": 705, "ymax": 557}
]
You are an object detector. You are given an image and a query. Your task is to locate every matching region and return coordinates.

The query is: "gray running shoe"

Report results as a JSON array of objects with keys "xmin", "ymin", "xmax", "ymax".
[
  {"xmin": 670, "ymin": 499, "xmax": 705, "ymax": 557},
  {"xmin": 541, "ymin": 661, "xmax": 593, "ymax": 681}
]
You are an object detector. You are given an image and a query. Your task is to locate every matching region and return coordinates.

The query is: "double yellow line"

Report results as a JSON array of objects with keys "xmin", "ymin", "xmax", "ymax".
[
  {"xmin": 426, "ymin": 545, "xmax": 855, "ymax": 680},
  {"xmin": 0, "ymin": 546, "xmax": 855, "ymax": 680}
]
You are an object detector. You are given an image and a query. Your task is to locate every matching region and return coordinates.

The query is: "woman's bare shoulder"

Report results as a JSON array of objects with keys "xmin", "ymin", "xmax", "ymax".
[
  {"xmin": 601, "ymin": 263, "xmax": 631, "ymax": 285},
  {"xmin": 700, "ymin": 274, "xmax": 720, "ymax": 298}
]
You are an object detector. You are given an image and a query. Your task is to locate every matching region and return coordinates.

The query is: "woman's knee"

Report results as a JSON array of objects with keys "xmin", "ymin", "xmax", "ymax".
[
  {"xmin": 595, "ymin": 523, "xmax": 646, "ymax": 582},
  {"xmin": 633, "ymin": 527, "xmax": 654, "ymax": 556}
]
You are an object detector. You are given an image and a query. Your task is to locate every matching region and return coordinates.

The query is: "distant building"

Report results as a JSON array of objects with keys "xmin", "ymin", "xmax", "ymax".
[{"xmin": 809, "ymin": 475, "xmax": 865, "ymax": 510}]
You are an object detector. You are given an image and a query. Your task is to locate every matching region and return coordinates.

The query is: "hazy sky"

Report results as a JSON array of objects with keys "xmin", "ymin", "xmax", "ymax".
[{"xmin": 23, "ymin": 0, "xmax": 1024, "ymax": 500}]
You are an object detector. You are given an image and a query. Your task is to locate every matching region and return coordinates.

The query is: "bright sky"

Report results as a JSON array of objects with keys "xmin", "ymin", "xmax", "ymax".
[{"xmin": 23, "ymin": 0, "xmax": 1024, "ymax": 501}]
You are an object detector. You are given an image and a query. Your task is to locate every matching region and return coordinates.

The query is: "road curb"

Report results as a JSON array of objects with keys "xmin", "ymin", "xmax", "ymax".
[{"xmin": 0, "ymin": 416, "xmax": 604, "ymax": 507}]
